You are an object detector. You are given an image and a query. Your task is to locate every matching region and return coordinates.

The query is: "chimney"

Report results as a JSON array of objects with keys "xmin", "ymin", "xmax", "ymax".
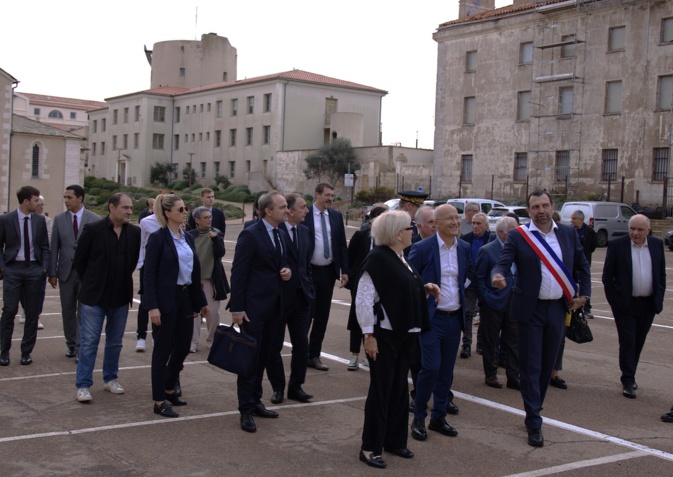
[{"xmin": 458, "ymin": 0, "xmax": 496, "ymax": 19}]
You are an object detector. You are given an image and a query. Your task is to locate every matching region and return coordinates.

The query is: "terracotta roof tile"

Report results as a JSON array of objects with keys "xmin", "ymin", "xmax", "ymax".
[
  {"xmin": 439, "ymin": 0, "xmax": 570, "ymax": 27},
  {"xmin": 12, "ymin": 114, "xmax": 82, "ymax": 139},
  {"xmin": 20, "ymin": 92, "xmax": 107, "ymax": 111}
]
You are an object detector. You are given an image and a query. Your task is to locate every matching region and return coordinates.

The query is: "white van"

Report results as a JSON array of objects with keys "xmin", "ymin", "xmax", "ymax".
[
  {"xmin": 559, "ymin": 201, "xmax": 636, "ymax": 247},
  {"xmin": 446, "ymin": 198, "xmax": 507, "ymax": 218}
]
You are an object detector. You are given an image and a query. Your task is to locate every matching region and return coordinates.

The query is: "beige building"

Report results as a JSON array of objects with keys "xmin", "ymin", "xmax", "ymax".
[
  {"xmin": 433, "ymin": 0, "xmax": 673, "ymax": 205},
  {"xmin": 88, "ymin": 34, "xmax": 387, "ymax": 192},
  {"xmin": 12, "ymin": 93, "xmax": 106, "ymax": 136}
]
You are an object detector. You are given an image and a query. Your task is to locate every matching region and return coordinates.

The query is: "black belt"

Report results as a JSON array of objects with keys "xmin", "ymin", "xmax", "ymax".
[
  {"xmin": 312, "ymin": 264, "xmax": 333, "ymax": 268},
  {"xmin": 435, "ymin": 308, "xmax": 461, "ymax": 317},
  {"xmin": 177, "ymin": 284, "xmax": 190, "ymax": 291}
]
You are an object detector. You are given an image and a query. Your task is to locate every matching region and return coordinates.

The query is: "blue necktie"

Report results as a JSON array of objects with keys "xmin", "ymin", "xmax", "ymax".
[{"xmin": 321, "ymin": 212, "xmax": 330, "ymax": 260}]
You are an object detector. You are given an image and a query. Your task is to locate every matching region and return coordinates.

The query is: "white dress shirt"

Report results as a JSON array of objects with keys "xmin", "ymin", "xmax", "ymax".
[
  {"xmin": 310, "ymin": 207, "xmax": 332, "ymax": 266},
  {"xmin": 437, "ymin": 235, "xmax": 461, "ymax": 312},
  {"xmin": 529, "ymin": 221, "xmax": 564, "ymax": 300},
  {"xmin": 631, "ymin": 240, "xmax": 653, "ymax": 297}
]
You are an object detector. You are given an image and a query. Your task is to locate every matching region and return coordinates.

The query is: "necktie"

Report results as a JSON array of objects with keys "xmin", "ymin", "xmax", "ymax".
[
  {"xmin": 273, "ymin": 228, "xmax": 282, "ymax": 261},
  {"xmin": 291, "ymin": 226, "xmax": 298, "ymax": 252},
  {"xmin": 320, "ymin": 212, "xmax": 330, "ymax": 260},
  {"xmin": 73, "ymin": 214, "xmax": 79, "ymax": 240},
  {"xmin": 23, "ymin": 216, "xmax": 30, "ymax": 266}
]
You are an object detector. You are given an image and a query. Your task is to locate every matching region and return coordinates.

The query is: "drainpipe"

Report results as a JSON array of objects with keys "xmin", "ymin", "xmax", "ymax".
[{"xmin": 7, "ymin": 79, "xmax": 19, "ymax": 212}]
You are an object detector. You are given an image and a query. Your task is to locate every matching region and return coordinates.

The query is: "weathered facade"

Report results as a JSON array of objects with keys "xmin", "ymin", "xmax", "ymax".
[
  {"xmin": 433, "ymin": 0, "xmax": 673, "ymax": 204},
  {"xmin": 0, "ymin": 68, "xmax": 18, "ymax": 213}
]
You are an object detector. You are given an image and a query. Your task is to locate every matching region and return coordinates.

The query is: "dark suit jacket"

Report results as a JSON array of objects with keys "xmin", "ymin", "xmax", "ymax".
[
  {"xmin": 575, "ymin": 223, "xmax": 597, "ymax": 263},
  {"xmin": 143, "ymin": 227, "xmax": 207, "ymax": 313},
  {"xmin": 476, "ymin": 238, "xmax": 513, "ymax": 312},
  {"xmin": 460, "ymin": 231, "xmax": 496, "ymax": 246},
  {"xmin": 408, "ymin": 234, "xmax": 473, "ymax": 326},
  {"xmin": 345, "ymin": 226, "xmax": 373, "ymax": 290},
  {"xmin": 74, "ymin": 217, "xmax": 141, "ymax": 306},
  {"xmin": 602, "ymin": 234, "xmax": 666, "ymax": 314},
  {"xmin": 243, "ymin": 218, "xmax": 258, "ymax": 229},
  {"xmin": 302, "ymin": 206, "xmax": 349, "ymax": 279},
  {"xmin": 0, "ymin": 210, "xmax": 50, "ymax": 273},
  {"xmin": 492, "ymin": 223, "xmax": 591, "ymax": 322},
  {"xmin": 281, "ymin": 222, "xmax": 315, "ymax": 303},
  {"xmin": 227, "ymin": 219, "xmax": 288, "ymax": 320}
]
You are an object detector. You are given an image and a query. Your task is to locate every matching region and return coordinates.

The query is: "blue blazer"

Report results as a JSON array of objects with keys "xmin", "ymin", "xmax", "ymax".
[
  {"xmin": 602, "ymin": 234, "xmax": 666, "ymax": 314},
  {"xmin": 408, "ymin": 234, "xmax": 473, "ymax": 327},
  {"xmin": 302, "ymin": 206, "xmax": 349, "ymax": 278},
  {"xmin": 142, "ymin": 227, "xmax": 207, "ymax": 314},
  {"xmin": 492, "ymin": 223, "xmax": 591, "ymax": 322},
  {"xmin": 476, "ymin": 238, "xmax": 513, "ymax": 312}
]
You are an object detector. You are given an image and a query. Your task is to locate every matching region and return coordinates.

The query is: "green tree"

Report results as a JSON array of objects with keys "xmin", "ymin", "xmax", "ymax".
[
  {"xmin": 182, "ymin": 165, "xmax": 197, "ymax": 185},
  {"xmin": 304, "ymin": 138, "xmax": 359, "ymax": 188},
  {"xmin": 149, "ymin": 162, "xmax": 177, "ymax": 187},
  {"xmin": 355, "ymin": 186, "xmax": 396, "ymax": 204}
]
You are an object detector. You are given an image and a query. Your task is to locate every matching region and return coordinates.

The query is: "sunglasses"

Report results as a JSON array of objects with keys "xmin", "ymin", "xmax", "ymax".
[
  {"xmin": 404, "ymin": 227, "xmax": 414, "ymax": 231},
  {"xmin": 175, "ymin": 207, "xmax": 186, "ymax": 213}
]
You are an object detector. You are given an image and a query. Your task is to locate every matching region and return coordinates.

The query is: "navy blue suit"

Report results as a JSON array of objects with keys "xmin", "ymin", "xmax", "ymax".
[
  {"xmin": 408, "ymin": 234, "xmax": 472, "ymax": 420},
  {"xmin": 492, "ymin": 223, "xmax": 590, "ymax": 430}
]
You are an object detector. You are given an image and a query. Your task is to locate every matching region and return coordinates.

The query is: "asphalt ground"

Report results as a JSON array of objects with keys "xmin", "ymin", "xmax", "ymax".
[{"xmin": 2, "ymin": 221, "xmax": 673, "ymax": 476}]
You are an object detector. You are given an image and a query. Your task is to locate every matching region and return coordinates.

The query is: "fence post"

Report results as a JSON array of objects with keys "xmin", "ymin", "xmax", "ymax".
[
  {"xmin": 662, "ymin": 177, "xmax": 668, "ymax": 219},
  {"xmin": 490, "ymin": 175, "xmax": 494, "ymax": 200},
  {"xmin": 607, "ymin": 176, "xmax": 612, "ymax": 202},
  {"xmin": 620, "ymin": 176, "xmax": 625, "ymax": 203}
]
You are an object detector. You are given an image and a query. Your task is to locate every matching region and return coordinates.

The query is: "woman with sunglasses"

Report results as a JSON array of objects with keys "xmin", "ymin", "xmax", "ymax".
[{"xmin": 143, "ymin": 194, "xmax": 209, "ymax": 418}]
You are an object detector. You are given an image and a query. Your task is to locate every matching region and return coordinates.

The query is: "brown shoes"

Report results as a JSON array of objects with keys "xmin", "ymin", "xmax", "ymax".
[{"xmin": 485, "ymin": 375, "xmax": 503, "ymax": 388}]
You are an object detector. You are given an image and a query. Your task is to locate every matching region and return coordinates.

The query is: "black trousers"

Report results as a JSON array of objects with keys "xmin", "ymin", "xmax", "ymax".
[
  {"xmin": 267, "ymin": 290, "xmax": 310, "ymax": 392},
  {"xmin": 150, "ymin": 287, "xmax": 193, "ymax": 401},
  {"xmin": 361, "ymin": 327, "xmax": 412, "ymax": 455},
  {"xmin": 308, "ymin": 265, "xmax": 336, "ymax": 359},
  {"xmin": 480, "ymin": 301, "xmax": 519, "ymax": 380},
  {"xmin": 137, "ymin": 267, "xmax": 149, "ymax": 340},
  {"xmin": 613, "ymin": 296, "xmax": 655, "ymax": 386}
]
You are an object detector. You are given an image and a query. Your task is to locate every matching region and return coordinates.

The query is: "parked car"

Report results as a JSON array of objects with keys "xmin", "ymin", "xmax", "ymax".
[
  {"xmin": 665, "ymin": 230, "xmax": 673, "ymax": 251},
  {"xmin": 486, "ymin": 206, "xmax": 530, "ymax": 230},
  {"xmin": 559, "ymin": 201, "xmax": 636, "ymax": 247},
  {"xmin": 445, "ymin": 198, "xmax": 507, "ymax": 218},
  {"xmin": 384, "ymin": 198, "xmax": 440, "ymax": 211}
]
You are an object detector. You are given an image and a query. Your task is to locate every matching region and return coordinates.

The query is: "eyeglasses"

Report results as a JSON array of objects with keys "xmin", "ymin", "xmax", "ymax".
[
  {"xmin": 200, "ymin": 216, "xmax": 212, "ymax": 220},
  {"xmin": 175, "ymin": 207, "xmax": 186, "ymax": 213}
]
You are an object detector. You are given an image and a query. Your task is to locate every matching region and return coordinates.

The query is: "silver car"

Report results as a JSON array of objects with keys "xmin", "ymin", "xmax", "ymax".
[{"xmin": 559, "ymin": 201, "xmax": 636, "ymax": 247}]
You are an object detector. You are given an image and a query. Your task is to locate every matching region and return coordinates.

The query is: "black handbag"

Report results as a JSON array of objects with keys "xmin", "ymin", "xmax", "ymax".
[
  {"xmin": 566, "ymin": 307, "xmax": 593, "ymax": 344},
  {"xmin": 207, "ymin": 324, "xmax": 257, "ymax": 377}
]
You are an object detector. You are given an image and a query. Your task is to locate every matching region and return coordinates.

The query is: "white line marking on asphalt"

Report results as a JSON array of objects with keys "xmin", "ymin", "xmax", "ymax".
[{"xmin": 502, "ymin": 451, "xmax": 648, "ymax": 477}]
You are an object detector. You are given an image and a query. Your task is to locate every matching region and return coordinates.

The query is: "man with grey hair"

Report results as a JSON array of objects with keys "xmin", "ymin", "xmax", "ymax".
[
  {"xmin": 460, "ymin": 202, "xmax": 479, "ymax": 236},
  {"xmin": 570, "ymin": 210, "xmax": 597, "ymax": 317},
  {"xmin": 476, "ymin": 217, "xmax": 519, "ymax": 389},
  {"xmin": 415, "ymin": 206, "xmax": 436, "ymax": 241}
]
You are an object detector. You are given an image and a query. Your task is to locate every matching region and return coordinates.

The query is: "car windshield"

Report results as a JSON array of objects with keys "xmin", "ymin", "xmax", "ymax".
[{"xmin": 488, "ymin": 209, "xmax": 508, "ymax": 217}]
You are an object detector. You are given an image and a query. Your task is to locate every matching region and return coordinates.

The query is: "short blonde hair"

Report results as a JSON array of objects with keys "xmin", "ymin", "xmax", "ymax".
[{"xmin": 371, "ymin": 210, "xmax": 411, "ymax": 247}]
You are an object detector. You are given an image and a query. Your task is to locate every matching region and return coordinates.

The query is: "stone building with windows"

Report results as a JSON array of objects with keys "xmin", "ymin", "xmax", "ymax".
[{"xmin": 433, "ymin": 0, "xmax": 673, "ymax": 204}]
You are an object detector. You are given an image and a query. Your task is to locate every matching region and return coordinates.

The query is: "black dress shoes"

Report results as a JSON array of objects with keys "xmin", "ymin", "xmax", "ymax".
[
  {"xmin": 271, "ymin": 390, "xmax": 284, "ymax": 404},
  {"xmin": 408, "ymin": 399, "xmax": 415, "ymax": 413},
  {"xmin": 384, "ymin": 447, "xmax": 414, "ymax": 459},
  {"xmin": 459, "ymin": 344, "xmax": 471, "ymax": 359},
  {"xmin": 446, "ymin": 401, "xmax": 459, "ymax": 415},
  {"xmin": 410, "ymin": 417, "xmax": 427, "ymax": 441},
  {"xmin": 506, "ymin": 379, "xmax": 521, "ymax": 390},
  {"xmin": 154, "ymin": 401, "xmax": 179, "ymax": 418},
  {"xmin": 20, "ymin": 354, "xmax": 32, "ymax": 366},
  {"xmin": 633, "ymin": 382, "xmax": 638, "ymax": 390},
  {"xmin": 307, "ymin": 357, "xmax": 329, "ymax": 371},
  {"xmin": 288, "ymin": 387, "xmax": 313, "ymax": 402},
  {"xmin": 0, "ymin": 353, "xmax": 9, "ymax": 366},
  {"xmin": 428, "ymin": 417, "xmax": 458, "ymax": 437},
  {"xmin": 661, "ymin": 410, "xmax": 673, "ymax": 423},
  {"xmin": 550, "ymin": 376, "xmax": 568, "ymax": 390},
  {"xmin": 165, "ymin": 392, "xmax": 187, "ymax": 406},
  {"xmin": 359, "ymin": 450, "xmax": 386, "ymax": 469},
  {"xmin": 623, "ymin": 383, "xmax": 636, "ymax": 399},
  {"xmin": 65, "ymin": 347, "xmax": 76, "ymax": 358},
  {"xmin": 485, "ymin": 375, "xmax": 503, "ymax": 388},
  {"xmin": 527, "ymin": 427, "xmax": 544, "ymax": 447},
  {"xmin": 253, "ymin": 402, "xmax": 279, "ymax": 418},
  {"xmin": 240, "ymin": 414, "xmax": 256, "ymax": 433}
]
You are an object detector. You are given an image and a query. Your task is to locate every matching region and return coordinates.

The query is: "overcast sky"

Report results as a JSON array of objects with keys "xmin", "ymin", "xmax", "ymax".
[{"xmin": 3, "ymin": 0, "xmax": 509, "ymax": 150}]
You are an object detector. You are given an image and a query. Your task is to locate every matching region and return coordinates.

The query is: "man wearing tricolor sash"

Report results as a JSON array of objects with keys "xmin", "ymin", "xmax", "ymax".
[{"xmin": 491, "ymin": 191, "xmax": 590, "ymax": 448}]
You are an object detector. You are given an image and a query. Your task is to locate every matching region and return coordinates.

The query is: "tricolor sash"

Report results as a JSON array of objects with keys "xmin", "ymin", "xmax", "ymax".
[{"xmin": 516, "ymin": 223, "xmax": 578, "ymax": 301}]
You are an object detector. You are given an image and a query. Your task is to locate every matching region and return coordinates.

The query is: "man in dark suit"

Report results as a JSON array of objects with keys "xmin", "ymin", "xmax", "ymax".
[
  {"xmin": 570, "ymin": 210, "xmax": 597, "ymax": 316},
  {"xmin": 229, "ymin": 191, "xmax": 292, "ymax": 433},
  {"xmin": 187, "ymin": 188, "xmax": 226, "ymax": 240},
  {"xmin": 138, "ymin": 197, "xmax": 155, "ymax": 222},
  {"xmin": 408, "ymin": 204, "xmax": 473, "ymax": 442},
  {"xmin": 602, "ymin": 214, "xmax": 666, "ymax": 399},
  {"xmin": 475, "ymin": 217, "xmax": 519, "ymax": 389},
  {"xmin": 267, "ymin": 193, "xmax": 315, "ymax": 404},
  {"xmin": 48, "ymin": 185, "xmax": 101, "ymax": 359},
  {"xmin": 0, "ymin": 186, "xmax": 50, "ymax": 366},
  {"xmin": 302, "ymin": 183, "xmax": 348, "ymax": 371},
  {"xmin": 73, "ymin": 193, "xmax": 141, "ymax": 403},
  {"xmin": 492, "ymin": 191, "xmax": 590, "ymax": 447}
]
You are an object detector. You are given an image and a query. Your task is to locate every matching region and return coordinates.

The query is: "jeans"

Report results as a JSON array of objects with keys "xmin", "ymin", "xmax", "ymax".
[{"xmin": 76, "ymin": 303, "xmax": 129, "ymax": 389}]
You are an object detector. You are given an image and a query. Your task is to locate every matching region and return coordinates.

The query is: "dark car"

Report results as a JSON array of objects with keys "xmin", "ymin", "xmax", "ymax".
[{"xmin": 665, "ymin": 230, "xmax": 673, "ymax": 251}]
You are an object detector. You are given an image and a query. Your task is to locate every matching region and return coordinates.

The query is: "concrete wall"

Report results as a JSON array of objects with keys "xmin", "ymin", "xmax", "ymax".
[{"xmin": 0, "ymin": 71, "xmax": 13, "ymax": 213}]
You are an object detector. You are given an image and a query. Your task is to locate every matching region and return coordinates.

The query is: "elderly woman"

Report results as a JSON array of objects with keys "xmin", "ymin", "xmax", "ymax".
[
  {"xmin": 187, "ymin": 206, "xmax": 229, "ymax": 352},
  {"xmin": 143, "ymin": 194, "xmax": 208, "ymax": 418},
  {"xmin": 356, "ymin": 210, "xmax": 439, "ymax": 469}
]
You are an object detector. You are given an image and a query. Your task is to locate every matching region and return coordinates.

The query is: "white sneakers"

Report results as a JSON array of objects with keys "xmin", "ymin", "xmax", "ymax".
[
  {"xmin": 76, "ymin": 387, "xmax": 92, "ymax": 402},
  {"xmin": 189, "ymin": 345, "xmax": 198, "ymax": 353},
  {"xmin": 136, "ymin": 339, "xmax": 146, "ymax": 352},
  {"xmin": 103, "ymin": 380, "xmax": 125, "ymax": 394},
  {"xmin": 347, "ymin": 356, "xmax": 359, "ymax": 371},
  {"xmin": 37, "ymin": 320, "xmax": 44, "ymax": 330}
]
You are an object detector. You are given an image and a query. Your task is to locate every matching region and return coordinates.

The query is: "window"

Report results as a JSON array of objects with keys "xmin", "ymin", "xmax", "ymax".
[
  {"xmin": 229, "ymin": 161, "xmax": 235, "ymax": 179},
  {"xmin": 216, "ymin": 100, "xmax": 223, "ymax": 118},
  {"xmin": 214, "ymin": 162, "xmax": 220, "ymax": 174},
  {"xmin": 517, "ymin": 91, "xmax": 531, "ymax": 121},
  {"xmin": 33, "ymin": 107, "xmax": 40, "ymax": 116},
  {"xmin": 200, "ymin": 104, "xmax": 203, "ymax": 113},
  {"xmin": 174, "ymin": 134, "xmax": 180, "ymax": 150},
  {"xmin": 514, "ymin": 153, "xmax": 528, "ymax": 181},
  {"xmin": 92, "ymin": 143, "xmax": 97, "ymax": 156},
  {"xmin": 207, "ymin": 103, "xmax": 211, "ymax": 112},
  {"xmin": 186, "ymin": 106, "xmax": 190, "ymax": 114},
  {"xmin": 662, "ymin": 17, "xmax": 673, "ymax": 43},
  {"xmin": 200, "ymin": 162, "xmax": 206, "ymax": 178},
  {"xmin": 101, "ymin": 141, "xmax": 106, "ymax": 155},
  {"xmin": 93, "ymin": 120, "xmax": 97, "ymax": 133},
  {"xmin": 215, "ymin": 130, "xmax": 222, "ymax": 147},
  {"xmin": 652, "ymin": 148, "xmax": 670, "ymax": 181},
  {"xmin": 246, "ymin": 160, "xmax": 251, "ymax": 172},
  {"xmin": 519, "ymin": 42, "xmax": 533, "ymax": 64},
  {"xmin": 112, "ymin": 109, "xmax": 118, "ymax": 124},
  {"xmin": 174, "ymin": 107, "xmax": 181, "ymax": 123},
  {"xmin": 465, "ymin": 50, "xmax": 477, "ymax": 72},
  {"xmin": 112, "ymin": 135, "xmax": 118, "ymax": 150},
  {"xmin": 134, "ymin": 133, "xmax": 139, "ymax": 149},
  {"xmin": 123, "ymin": 134, "xmax": 128, "ymax": 150},
  {"xmin": 246, "ymin": 127, "xmax": 253, "ymax": 145},
  {"xmin": 463, "ymin": 97, "xmax": 476, "ymax": 125},
  {"xmin": 185, "ymin": 134, "xmax": 188, "ymax": 143},
  {"xmin": 134, "ymin": 105, "xmax": 140, "ymax": 121},
  {"xmin": 263, "ymin": 125, "xmax": 270, "ymax": 144},
  {"xmin": 123, "ymin": 107, "xmax": 129, "ymax": 123},
  {"xmin": 199, "ymin": 133, "xmax": 202, "ymax": 141},
  {"xmin": 152, "ymin": 133, "xmax": 165, "ymax": 150},
  {"xmin": 153, "ymin": 106, "xmax": 166, "ymax": 122},
  {"xmin": 460, "ymin": 155, "xmax": 473, "ymax": 182},
  {"xmin": 657, "ymin": 75, "xmax": 673, "ymax": 110},
  {"xmin": 263, "ymin": 93, "xmax": 272, "ymax": 112},
  {"xmin": 601, "ymin": 149, "xmax": 618, "ymax": 181},
  {"xmin": 101, "ymin": 118, "xmax": 106, "ymax": 131},
  {"xmin": 608, "ymin": 26, "xmax": 626, "ymax": 52},
  {"xmin": 49, "ymin": 110, "xmax": 63, "ymax": 119},
  {"xmin": 32, "ymin": 144, "xmax": 40, "ymax": 177},
  {"xmin": 561, "ymin": 34, "xmax": 576, "ymax": 58},
  {"xmin": 325, "ymin": 98, "xmax": 338, "ymax": 115},
  {"xmin": 558, "ymin": 86, "xmax": 574, "ymax": 115},
  {"xmin": 180, "ymin": 67, "xmax": 185, "ymax": 78},
  {"xmin": 605, "ymin": 80, "xmax": 622, "ymax": 114},
  {"xmin": 191, "ymin": 133, "xmax": 195, "ymax": 142},
  {"xmin": 231, "ymin": 99, "xmax": 238, "ymax": 116},
  {"xmin": 555, "ymin": 150, "xmax": 570, "ymax": 181},
  {"xmin": 247, "ymin": 96, "xmax": 254, "ymax": 114},
  {"xmin": 70, "ymin": 112, "xmax": 76, "ymax": 120},
  {"xmin": 223, "ymin": 72, "xmax": 228, "ymax": 82},
  {"xmin": 230, "ymin": 129, "xmax": 236, "ymax": 146},
  {"xmin": 206, "ymin": 131, "xmax": 210, "ymax": 141}
]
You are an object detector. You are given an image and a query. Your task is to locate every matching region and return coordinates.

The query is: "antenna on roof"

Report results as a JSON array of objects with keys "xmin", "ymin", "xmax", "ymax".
[{"xmin": 195, "ymin": 6, "xmax": 198, "ymax": 40}]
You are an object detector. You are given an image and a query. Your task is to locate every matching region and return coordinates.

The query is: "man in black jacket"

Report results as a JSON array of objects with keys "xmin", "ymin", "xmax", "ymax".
[{"xmin": 570, "ymin": 210, "xmax": 597, "ymax": 316}]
